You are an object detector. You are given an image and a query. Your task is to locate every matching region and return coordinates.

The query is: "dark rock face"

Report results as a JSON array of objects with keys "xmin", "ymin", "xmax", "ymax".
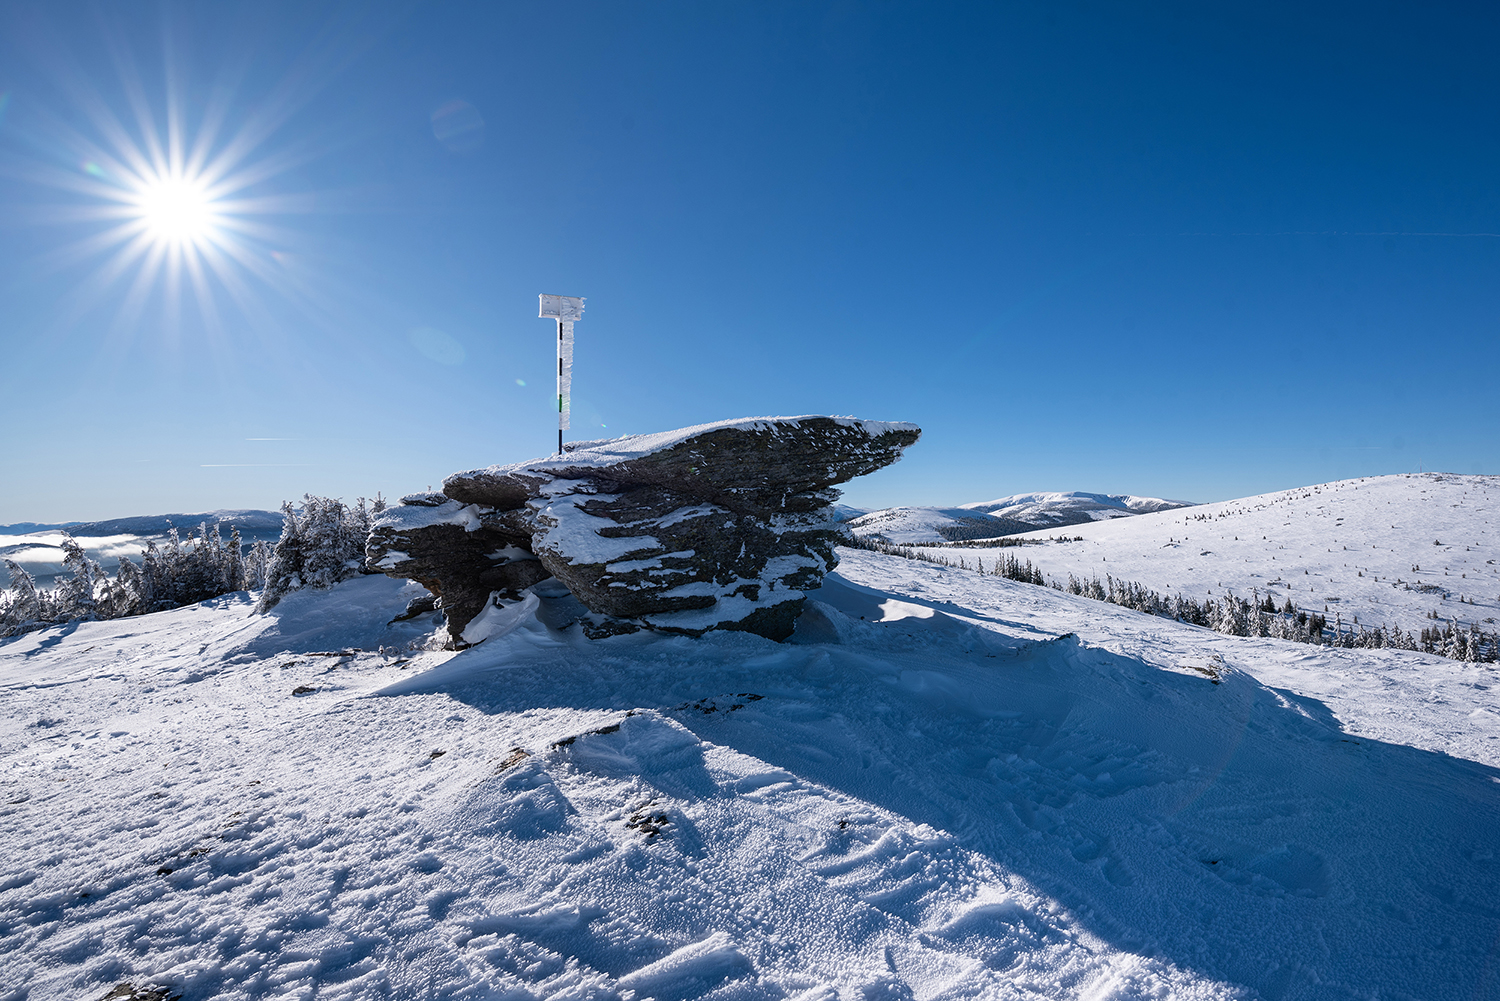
[
  {"xmin": 369, "ymin": 417, "xmax": 920, "ymax": 646},
  {"xmin": 366, "ymin": 496, "xmax": 549, "ymax": 644}
]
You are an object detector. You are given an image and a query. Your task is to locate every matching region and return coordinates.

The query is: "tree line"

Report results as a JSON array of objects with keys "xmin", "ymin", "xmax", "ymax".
[
  {"xmin": 0, "ymin": 495, "xmax": 383, "ymax": 639},
  {"xmin": 848, "ymin": 537, "xmax": 1500, "ymax": 663}
]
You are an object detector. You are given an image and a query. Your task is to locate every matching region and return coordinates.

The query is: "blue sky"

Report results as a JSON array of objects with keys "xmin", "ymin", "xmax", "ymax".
[{"xmin": 1, "ymin": 1, "xmax": 1497, "ymax": 523}]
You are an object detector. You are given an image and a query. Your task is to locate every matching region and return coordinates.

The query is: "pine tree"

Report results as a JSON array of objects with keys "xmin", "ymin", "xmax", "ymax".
[
  {"xmin": 112, "ymin": 555, "xmax": 145, "ymax": 618},
  {"xmin": 245, "ymin": 540, "xmax": 274, "ymax": 591},
  {"xmin": 256, "ymin": 501, "xmax": 306, "ymax": 613},
  {"xmin": 0, "ymin": 559, "xmax": 42, "ymax": 637},
  {"xmin": 225, "ymin": 526, "xmax": 245, "ymax": 593},
  {"xmin": 56, "ymin": 534, "xmax": 101, "ymax": 621}
]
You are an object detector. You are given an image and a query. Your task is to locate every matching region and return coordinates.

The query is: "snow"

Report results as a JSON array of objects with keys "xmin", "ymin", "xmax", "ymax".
[
  {"xmin": 914, "ymin": 473, "xmax": 1500, "ymax": 640},
  {"xmin": 459, "ymin": 416, "xmax": 921, "ymax": 481},
  {"xmin": 373, "ymin": 499, "xmax": 484, "ymax": 534},
  {"xmin": 957, "ymin": 491, "xmax": 1191, "ymax": 521},
  {"xmin": 528, "ymin": 492, "xmax": 665, "ymax": 565},
  {"xmin": 460, "ymin": 592, "xmax": 542, "ymax": 646},
  {"xmin": 848, "ymin": 493, "xmax": 1190, "ymax": 547},
  {"xmin": 845, "ymin": 507, "xmax": 1009, "ymax": 546},
  {"xmin": 558, "ymin": 319, "xmax": 575, "ymax": 431},
  {"xmin": 5, "ymin": 504, "xmax": 1500, "ymax": 999}
]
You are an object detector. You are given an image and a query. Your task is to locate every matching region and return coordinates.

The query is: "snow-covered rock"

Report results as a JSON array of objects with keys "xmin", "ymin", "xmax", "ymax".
[
  {"xmin": 364, "ymin": 495, "xmax": 550, "ymax": 642},
  {"xmin": 370, "ymin": 416, "xmax": 921, "ymax": 644}
]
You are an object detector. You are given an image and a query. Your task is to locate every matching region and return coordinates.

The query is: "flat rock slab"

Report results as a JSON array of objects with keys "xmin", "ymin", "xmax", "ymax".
[
  {"xmin": 444, "ymin": 416, "xmax": 921, "ymax": 516},
  {"xmin": 370, "ymin": 416, "xmax": 920, "ymax": 644}
]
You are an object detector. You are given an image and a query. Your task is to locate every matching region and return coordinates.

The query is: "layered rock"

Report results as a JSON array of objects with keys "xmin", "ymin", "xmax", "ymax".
[
  {"xmin": 365, "ymin": 493, "xmax": 550, "ymax": 643},
  {"xmin": 368, "ymin": 416, "xmax": 920, "ymax": 645}
]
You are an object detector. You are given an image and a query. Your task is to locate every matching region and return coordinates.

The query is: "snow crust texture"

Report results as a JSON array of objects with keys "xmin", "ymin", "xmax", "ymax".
[
  {"xmin": 4, "ymin": 543, "xmax": 1498, "ymax": 1001},
  {"xmin": 369, "ymin": 416, "xmax": 921, "ymax": 644}
]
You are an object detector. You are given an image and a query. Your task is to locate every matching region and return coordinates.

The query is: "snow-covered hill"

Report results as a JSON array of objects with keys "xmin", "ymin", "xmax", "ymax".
[
  {"xmin": 911, "ymin": 473, "xmax": 1499, "ymax": 641},
  {"xmin": 960, "ymin": 491, "xmax": 1191, "ymax": 523},
  {"xmin": 3, "ymin": 542, "xmax": 1498, "ymax": 1000},
  {"xmin": 0, "ymin": 510, "xmax": 283, "ymax": 589},
  {"xmin": 847, "ymin": 492, "xmax": 1191, "ymax": 545}
]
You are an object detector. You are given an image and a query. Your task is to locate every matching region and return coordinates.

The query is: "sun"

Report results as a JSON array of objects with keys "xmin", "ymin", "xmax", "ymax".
[
  {"xmin": 133, "ymin": 175, "xmax": 218, "ymax": 246},
  {"xmin": 14, "ymin": 28, "xmax": 332, "ymax": 342}
]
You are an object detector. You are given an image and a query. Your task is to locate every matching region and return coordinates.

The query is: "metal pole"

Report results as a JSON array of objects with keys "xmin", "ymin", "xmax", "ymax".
[{"xmin": 557, "ymin": 318, "xmax": 564, "ymax": 454}]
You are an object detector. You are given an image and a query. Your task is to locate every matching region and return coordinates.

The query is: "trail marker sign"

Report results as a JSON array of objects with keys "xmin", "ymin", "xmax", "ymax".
[{"xmin": 539, "ymin": 294, "xmax": 585, "ymax": 453}]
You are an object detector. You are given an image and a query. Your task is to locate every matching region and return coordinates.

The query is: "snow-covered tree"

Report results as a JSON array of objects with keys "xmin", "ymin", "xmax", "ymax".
[
  {"xmin": 254, "ymin": 494, "xmax": 373, "ymax": 612},
  {"xmin": 256, "ymin": 501, "xmax": 306, "ymax": 613},
  {"xmin": 0, "ymin": 559, "xmax": 44, "ymax": 637},
  {"xmin": 55, "ymin": 535, "xmax": 103, "ymax": 622}
]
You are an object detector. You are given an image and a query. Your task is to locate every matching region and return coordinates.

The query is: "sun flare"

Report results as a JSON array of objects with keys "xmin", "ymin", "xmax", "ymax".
[
  {"xmin": 133, "ymin": 175, "xmax": 217, "ymax": 245},
  {"xmin": 16, "ymin": 39, "xmax": 320, "ymax": 339}
]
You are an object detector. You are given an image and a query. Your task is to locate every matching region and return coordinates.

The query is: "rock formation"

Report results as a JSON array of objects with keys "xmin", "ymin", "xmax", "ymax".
[{"xmin": 366, "ymin": 416, "xmax": 920, "ymax": 646}]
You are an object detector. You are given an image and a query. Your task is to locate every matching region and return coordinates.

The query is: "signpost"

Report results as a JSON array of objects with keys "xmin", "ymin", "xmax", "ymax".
[{"xmin": 538, "ymin": 294, "xmax": 585, "ymax": 454}]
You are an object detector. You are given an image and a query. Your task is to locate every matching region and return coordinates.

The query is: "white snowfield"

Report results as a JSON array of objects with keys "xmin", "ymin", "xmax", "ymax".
[
  {"xmin": 926, "ymin": 472, "xmax": 1500, "ymax": 641},
  {"xmin": 4, "ymin": 533, "xmax": 1499, "ymax": 999}
]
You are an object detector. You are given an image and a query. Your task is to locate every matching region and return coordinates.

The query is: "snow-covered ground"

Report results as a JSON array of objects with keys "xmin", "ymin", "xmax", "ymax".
[
  {"xmin": 4, "ymin": 541, "xmax": 1499, "ymax": 1000},
  {"xmin": 910, "ymin": 473, "xmax": 1500, "ymax": 640},
  {"xmin": 848, "ymin": 493, "xmax": 1189, "ymax": 546}
]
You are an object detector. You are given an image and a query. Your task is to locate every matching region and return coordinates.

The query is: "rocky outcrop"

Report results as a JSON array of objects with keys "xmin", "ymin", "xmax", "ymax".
[
  {"xmin": 365, "ymin": 494, "xmax": 550, "ymax": 643},
  {"xmin": 368, "ymin": 416, "xmax": 920, "ymax": 645}
]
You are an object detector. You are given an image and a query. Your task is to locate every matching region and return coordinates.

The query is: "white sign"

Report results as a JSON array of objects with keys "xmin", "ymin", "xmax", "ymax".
[
  {"xmin": 538, "ymin": 294, "xmax": 585, "ymax": 322},
  {"xmin": 539, "ymin": 294, "xmax": 585, "ymax": 448}
]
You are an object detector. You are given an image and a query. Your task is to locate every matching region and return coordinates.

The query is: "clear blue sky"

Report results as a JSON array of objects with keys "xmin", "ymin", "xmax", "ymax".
[{"xmin": 2, "ymin": 1, "xmax": 1497, "ymax": 523}]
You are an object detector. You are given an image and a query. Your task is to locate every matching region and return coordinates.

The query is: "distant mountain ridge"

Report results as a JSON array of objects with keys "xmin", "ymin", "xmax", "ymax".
[
  {"xmin": 0, "ymin": 510, "xmax": 285, "ymax": 589},
  {"xmin": 0, "ymin": 510, "xmax": 284, "ymax": 538},
  {"xmin": 847, "ymin": 491, "xmax": 1194, "ymax": 545}
]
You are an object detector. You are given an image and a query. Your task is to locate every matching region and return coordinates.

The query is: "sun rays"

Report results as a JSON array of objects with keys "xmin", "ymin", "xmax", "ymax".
[{"xmin": 4, "ymin": 26, "xmax": 332, "ymax": 347}]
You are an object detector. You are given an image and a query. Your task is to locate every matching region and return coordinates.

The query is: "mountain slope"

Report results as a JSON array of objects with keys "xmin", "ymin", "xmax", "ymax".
[
  {"xmin": 960, "ymin": 491, "xmax": 1191, "ymax": 523},
  {"xmin": 916, "ymin": 472, "xmax": 1499, "ymax": 640}
]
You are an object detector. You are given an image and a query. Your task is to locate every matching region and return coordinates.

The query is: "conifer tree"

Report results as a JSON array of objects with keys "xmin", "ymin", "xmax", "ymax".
[
  {"xmin": 112, "ymin": 555, "xmax": 144, "ymax": 617},
  {"xmin": 225, "ymin": 526, "xmax": 245, "ymax": 592},
  {"xmin": 256, "ymin": 501, "xmax": 306, "ymax": 613},
  {"xmin": 0, "ymin": 559, "xmax": 42, "ymax": 636},
  {"xmin": 57, "ymin": 535, "xmax": 101, "ymax": 621}
]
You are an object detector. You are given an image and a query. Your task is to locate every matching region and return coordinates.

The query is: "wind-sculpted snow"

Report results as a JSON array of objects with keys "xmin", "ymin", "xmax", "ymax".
[{"xmin": 2, "ymin": 553, "xmax": 1498, "ymax": 1000}]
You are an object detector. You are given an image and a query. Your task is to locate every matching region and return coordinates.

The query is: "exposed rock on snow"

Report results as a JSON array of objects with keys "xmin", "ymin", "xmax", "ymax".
[
  {"xmin": 364, "ymin": 496, "xmax": 549, "ymax": 642},
  {"xmin": 369, "ymin": 416, "xmax": 920, "ymax": 644}
]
